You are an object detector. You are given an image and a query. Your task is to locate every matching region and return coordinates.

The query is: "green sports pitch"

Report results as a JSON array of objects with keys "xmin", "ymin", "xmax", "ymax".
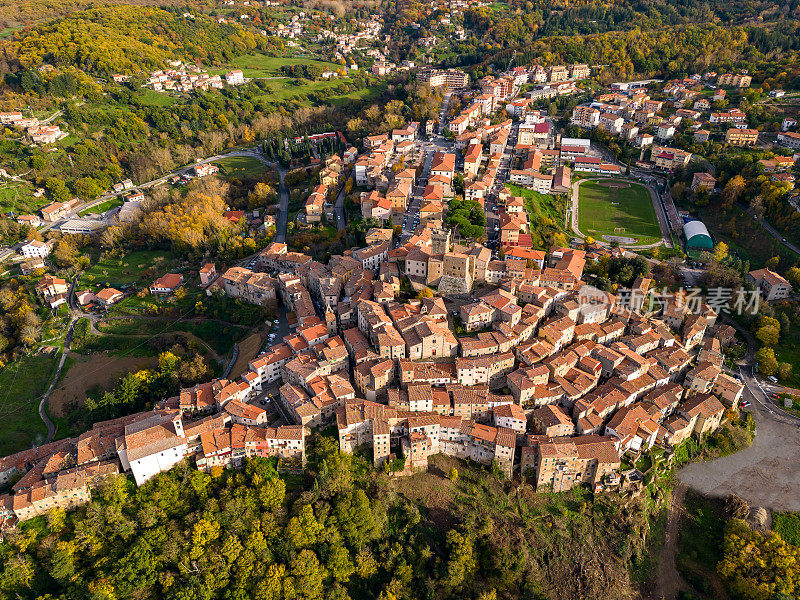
[{"xmin": 577, "ymin": 179, "xmax": 661, "ymax": 244}]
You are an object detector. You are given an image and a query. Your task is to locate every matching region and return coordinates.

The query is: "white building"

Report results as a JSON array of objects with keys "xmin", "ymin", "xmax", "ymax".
[
  {"xmin": 59, "ymin": 219, "xmax": 107, "ymax": 235},
  {"xmin": 778, "ymin": 132, "xmax": 800, "ymax": 149},
  {"xmin": 353, "ymin": 242, "xmax": 388, "ymax": 271},
  {"xmin": 225, "ymin": 70, "xmax": 245, "ymax": 85},
  {"xmin": 20, "ymin": 240, "xmax": 52, "ymax": 258},
  {"xmin": 508, "ymin": 170, "xmax": 553, "ymax": 194},
  {"xmin": 118, "ymin": 413, "xmax": 189, "ymax": 486}
]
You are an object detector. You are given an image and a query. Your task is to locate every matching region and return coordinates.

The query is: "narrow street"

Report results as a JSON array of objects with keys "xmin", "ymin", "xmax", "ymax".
[{"xmin": 334, "ymin": 177, "xmax": 347, "ymax": 230}]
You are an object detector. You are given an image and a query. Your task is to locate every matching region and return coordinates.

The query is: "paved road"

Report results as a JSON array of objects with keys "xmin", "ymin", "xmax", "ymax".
[
  {"xmin": 40, "ymin": 109, "xmax": 63, "ymax": 124},
  {"xmin": 334, "ymin": 174, "xmax": 349, "ymax": 231}
]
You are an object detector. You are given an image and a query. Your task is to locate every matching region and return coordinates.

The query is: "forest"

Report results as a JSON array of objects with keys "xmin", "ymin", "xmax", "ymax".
[
  {"xmin": 0, "ymin": 434, "xmax": 670, "ymax": 600},
  {"xmin": 0, "ymin": 5, "xmax": 275, "ymax": 76},
  {"xmin": 386, "ymin": 0, "xmax": 800, "ymax": 78}
]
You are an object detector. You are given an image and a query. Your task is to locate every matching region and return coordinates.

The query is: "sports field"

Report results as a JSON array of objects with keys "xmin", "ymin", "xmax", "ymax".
[{"xmin": 578, "ymin": 179, "xmax": 661, "ymax": 244}]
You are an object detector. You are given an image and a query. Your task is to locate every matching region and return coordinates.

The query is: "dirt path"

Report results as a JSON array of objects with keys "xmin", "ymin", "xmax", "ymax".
[
  {"xmin": 653, "ymin": 483, "xmax": 690, "ymax": 600},
  {"xmin": 38, "ymin": 274, "xmax": 81, "ymax": 442},
  {"xmin": 38, "ymin": 317, "xmax": 76, "ymax": 441}
]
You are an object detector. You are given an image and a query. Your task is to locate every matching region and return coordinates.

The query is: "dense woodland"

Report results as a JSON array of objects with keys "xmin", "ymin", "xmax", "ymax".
[
  {"xmin": 0, "ymin": 6, "xmax": 276, "ymax": 76},
  {"xmin": 0, "ymin": 436, "xmax": 669, "ymax": 600}
]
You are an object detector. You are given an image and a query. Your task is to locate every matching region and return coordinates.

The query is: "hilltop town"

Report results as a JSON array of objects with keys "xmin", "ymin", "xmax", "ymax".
[
  {"xmin": 2, "ymin": 45, "xmax": 798, "ymax": 534},
  {"xmin": 3, "ymin": 1, "xmax": 800, "ymax": 596},
  {"xmin": 1, "ymin": 219, "xmax": 752, "ymax": 526}
]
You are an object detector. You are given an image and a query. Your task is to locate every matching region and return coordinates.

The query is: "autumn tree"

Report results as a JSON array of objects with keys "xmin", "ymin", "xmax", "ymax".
[
  {"xmin": 755, "ymin": 347, "xmax": 779, "ymax": 376},
  {"xmin": 718, "ymin": 519, "xmax": 800, "ymax": 600},
  {"xmin": 721, "ymin": 175, "xmax": 745, "ymax": 211}
]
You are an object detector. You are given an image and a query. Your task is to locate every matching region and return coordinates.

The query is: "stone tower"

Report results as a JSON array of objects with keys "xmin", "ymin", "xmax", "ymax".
[{"xmin": 431, "ymin": 227, "xmax": 451, "ymax": 255}]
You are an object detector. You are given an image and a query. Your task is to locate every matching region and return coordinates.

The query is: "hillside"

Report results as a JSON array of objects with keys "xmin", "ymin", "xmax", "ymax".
[
  {"xmin": 1, "ymin": 5, "xmax": 275, "ymax": 76},
  {"xmin": 0, "ymin": 440, "xmax": 659, "ymax": 600}
]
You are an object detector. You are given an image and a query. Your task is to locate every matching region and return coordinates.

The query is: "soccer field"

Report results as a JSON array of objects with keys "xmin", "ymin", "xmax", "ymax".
[{"xmin": 577, "ymin": 179, "xmax": 661, "ymax": 243}]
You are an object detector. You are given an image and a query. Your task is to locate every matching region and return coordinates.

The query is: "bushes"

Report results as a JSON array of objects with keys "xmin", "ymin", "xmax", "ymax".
[
  {"xmin": 70, "ymin": 317, "xmax": 90, "ymax": 352},
  {"xmin": 719, "ymin": 519, "xmax": 800, "ymax": 600},
  {"xmin": 772, "ymin": 513, "xmax": 800, "ymax": 546}
]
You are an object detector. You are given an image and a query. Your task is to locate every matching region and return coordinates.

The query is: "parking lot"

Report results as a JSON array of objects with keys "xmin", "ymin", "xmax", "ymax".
[
  {"xmin": 678, "ymin": 382, "xmax": 800, "ymax": 511},
  {"xmin": 677, "ymin": 264, "xmax": 704, "ymax": 289}
]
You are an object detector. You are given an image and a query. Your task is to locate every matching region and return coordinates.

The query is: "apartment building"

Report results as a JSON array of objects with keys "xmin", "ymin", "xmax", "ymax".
[
  {"xmin": 717, "ymin": 73, "xmax": 751, "ymax": 88},
  {"xmin": 521, "ymin": 435, "xmax": 620, "ymax": 492},
  {"xmin": 725, "ymin": 128, "xmax": 758, "ymax": 146},
  {"xmin": 747, "ymin": 268, "xmax": 792, "ymax": 301}
]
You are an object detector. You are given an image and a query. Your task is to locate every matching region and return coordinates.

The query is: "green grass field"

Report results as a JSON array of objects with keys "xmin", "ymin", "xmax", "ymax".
[
  {"xmin": 138, "ymin": 88, "xmax": 178, "ymax": 107},
  {"xmin": 0, "ymin": 182, "xmax": 44, "ymax": 215},
  {"xmin": 578, "ymin": 179, "xmax": 661, "ymax": 244},
  {"xmin": 328, "ymin": 82, "xmax": 387, "ymax": 106},
  {"xmin": 206, "ymin": 53, "xmax": 387, "ymax": 105},
  {"xmin": 0, "ymin": 354, "xmax": 58, "ymax": 455},
  {"xmin": 219, "ymin": 54, "xmax": 340, "ymax": 78},
  {"xmin": 79, "ymin": 197, "xmax": 123, "ymax": 216},
  {"xmin": 510, "ymin": 184, "xmax": 565, "ymax": 227},
  {"xmin": 96, "ymin": 318, "xmax": 243, "ymax": 355},
  {"xmin": 216, "ymin": 156, "xmax": 269, "ymax": 178},
  {"xmin": 82, "ymin": 250, "xmax": 177, "ymax": 290},
  {"xmin": 508, "ymin": 183, "xmax": 569, "ymax": 248},
  {"xmin": 773, "ymin": 512, "xmax": 800, "ymax": 546},
  {"xmin": 0, "ymin": 24, "xmax": 25, "ymax": 38},
  {"xmin": 254, "ymin": 77, "xmax": 348, "ymax": 101}
]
